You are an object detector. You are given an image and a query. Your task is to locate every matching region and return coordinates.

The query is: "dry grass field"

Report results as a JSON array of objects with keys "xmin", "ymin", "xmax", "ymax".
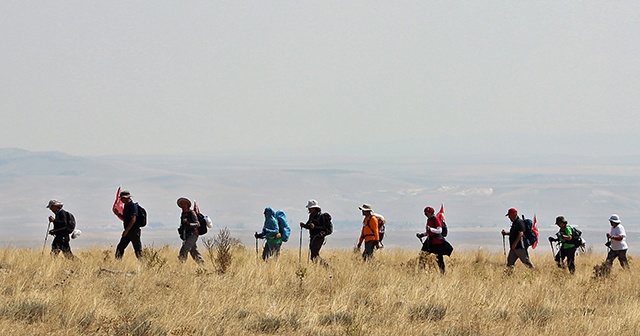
[{"xmin": 0, "ymin": 231, "xmax": 638, "ymax": 336}]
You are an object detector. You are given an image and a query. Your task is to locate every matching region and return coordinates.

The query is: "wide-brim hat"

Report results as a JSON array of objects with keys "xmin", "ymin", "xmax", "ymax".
[
  {"xmin": 609, "ymin": 214, "xmax": 621, "ymax": 224},
  {"xmin": 46, "ymin": 199, "xmax": 63, "ymax": 209},
  {"xmin": 306, "ymin": 199, "xmax": 320, "ymax": 209},
  {"xmin": 359, "ymin": 204, "xmax": 373, "ymax": 212},
  {"xmin": 555, "ymin": 216, "xmax": 567, "ymax": 224},
  {"xmin": 119, "ymin": 190, "xmax": 132, "ymax": 199},
  {"xmin": 177, "ymin": 197, "xmax": 191, "ymax": 208}
]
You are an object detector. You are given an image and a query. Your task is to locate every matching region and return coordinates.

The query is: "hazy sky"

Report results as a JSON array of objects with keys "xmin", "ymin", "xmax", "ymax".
[{"xmin": 1, "ymin": 2, "xmax": 639, "ymax": 158}]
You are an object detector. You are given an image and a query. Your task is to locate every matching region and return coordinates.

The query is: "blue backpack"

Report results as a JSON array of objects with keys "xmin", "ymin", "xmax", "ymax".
[
  {"xmin": 275, "ymin": 210, "xmax": 291, "ymax": 242},
  {"xmin": 522, "ymin": 215, "xmax": 537, "ymax": 248}
]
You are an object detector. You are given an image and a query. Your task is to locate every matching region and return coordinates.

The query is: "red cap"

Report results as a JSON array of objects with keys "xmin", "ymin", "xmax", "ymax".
[
  {"xmin": 505, "ymin": 207, "xmax": 518, "ymax": 216},
  {"xmin": 424, "ymin": 206, "xmax": 435, "ymax": 214}
]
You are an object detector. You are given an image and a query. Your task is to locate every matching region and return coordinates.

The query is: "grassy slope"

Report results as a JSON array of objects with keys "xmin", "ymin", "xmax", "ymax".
[{"xmin": 0, "ymin": 243, "xmax": 637, "ymax": 336}]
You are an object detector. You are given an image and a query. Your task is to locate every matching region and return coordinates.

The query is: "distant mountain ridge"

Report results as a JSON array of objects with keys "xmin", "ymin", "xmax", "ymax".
[{"xmin": 0, "ymin": 148, "xmax": 638, "ymax": 249}]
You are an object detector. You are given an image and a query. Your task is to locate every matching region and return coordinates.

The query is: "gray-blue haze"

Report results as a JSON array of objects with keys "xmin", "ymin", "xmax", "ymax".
[{"xmin": 1, "ymin": 148, "xmax": 638, "ymax": 255}]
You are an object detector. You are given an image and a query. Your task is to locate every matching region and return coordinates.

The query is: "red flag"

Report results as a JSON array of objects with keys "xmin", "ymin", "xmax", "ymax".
[
  {"xmin": 532, "ymin": 214, "xmax": 539, "ymax": 249},
  {"xmin": 112, "ymin": 186, "xmax": 124, "ymax": 219},
  {"xmin": 193, "ymin": 200, "xmax": 200, "ymax": 214},
  {"xmin": 436, "ymin": 203, "xmax": 445, "ymax": 223}
]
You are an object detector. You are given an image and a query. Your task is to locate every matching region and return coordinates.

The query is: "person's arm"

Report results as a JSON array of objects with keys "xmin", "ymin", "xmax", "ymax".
[{"xmin": 123, "ymin": 215, "xmax": 137, "ymax": 236}]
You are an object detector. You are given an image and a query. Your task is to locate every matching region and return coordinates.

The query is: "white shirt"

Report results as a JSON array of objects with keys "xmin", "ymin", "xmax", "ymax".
[{"xmin": 610, "ymin": 224, "xmax": 628, "ymax": 251}]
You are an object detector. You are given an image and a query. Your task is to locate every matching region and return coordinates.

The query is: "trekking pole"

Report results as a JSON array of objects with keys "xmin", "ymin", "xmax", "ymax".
[
  {"xmin": 549, "ymin": 239, "xmax": 555, "ymax": 256},
  {"xmin": 255, "ymin": 234, "xmax": 259, "ymax": 262},
  {"xmin": 298, "ymin": 225, "xmax": 303, "ymax": 265},
  {"xmin": 502, "ymin": 234, "xmax": 507, "ymax": 265},
  {"xmin": 42, "ymin": 221, "xmax": 52, "ymax": 255}
]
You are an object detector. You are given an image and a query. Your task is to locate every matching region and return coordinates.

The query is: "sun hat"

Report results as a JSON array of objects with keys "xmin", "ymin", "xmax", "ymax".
[
  {"xmin": 555, "ymin": 216, "xmax": 567, "ymax": 224},
  {"xmin": 505, "ymin": 207, "xmax": 518, "ymax": 216},
  {"xmin": 177, "ymin": 197, "xmax": 191, "ymax": 208},
  {"xmin": 358, "ymin": 204, "xmax": 373, "ymax": 212},
  {"xmin": 609, "ymin": 214, "xmax": 621, "ymax": 224},
  {"xmin": 46, "ymin": 199, "xmax": 63, "ymax": 209},
  {"xmin": 306, "ymin": 199, "xmax": 320, "ymax": 209},
  {"xmin": 119, "ymin": 190, "xmax": 132, "ymax": 198}
]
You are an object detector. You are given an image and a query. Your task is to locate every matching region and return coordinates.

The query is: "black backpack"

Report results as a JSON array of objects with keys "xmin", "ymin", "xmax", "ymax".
[
  {"xmin": 321, "ymin": 212, "xmax": 333, "ymax": 236},
  {"xmin": 569, "ymin": 226, "xmax": 583, "ymax": 247},
  {"xmin": 196, "ymin": 212, "xmax": 208, "ymax": 235},
  {"xmin": 136, "ymin": 203, "xmax": 147, "ymax": 227},
  {"xmin": 441, "ymin": 221, "xmax": 448, "ymax": 238}
]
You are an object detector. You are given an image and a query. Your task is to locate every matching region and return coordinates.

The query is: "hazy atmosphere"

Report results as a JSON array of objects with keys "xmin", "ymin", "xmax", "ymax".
[{"xmin": 1, "ymin": 3, "xmax": 639, "ymax": 251}]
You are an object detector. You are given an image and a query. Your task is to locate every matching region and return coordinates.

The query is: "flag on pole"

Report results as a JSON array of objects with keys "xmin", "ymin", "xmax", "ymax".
[
  {"xmin": 193, "ymin": 200, "xmax": 200, "ymax": 214},
  {"xmin": 532, "ymin": 214, "xmax": 539, "ymax": 249},
  {"xmin": 436, "ymin": 203, "xmax": 445, "ymax": 223},
  {"xmin": 112, "ymin": 186, "xmax": 124, "ymax": 219}
]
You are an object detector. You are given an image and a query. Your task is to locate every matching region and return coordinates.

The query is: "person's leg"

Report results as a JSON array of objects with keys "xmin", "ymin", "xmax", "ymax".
[
  {"xmin": 515, "ymin": 248, "xmax": 534, "ymax": 268},
  {"xmin": 618, "ymin": 250, "xmax": 629, "ymax": 269},
  {"xmin": 60, "ymin": 236, "xmax": 75, "ymax": 260},
  {"xmin": 362, "ymin": 241, "xmax": 375, "ymax": 261},
  {"xmin": 51, "ymin": 236, "xmax": 63, "ymax": 256},
  {"xmin": 309, "ymin": 236, "xmax": 329, "ymax": 267},
  {"xmin": 605, "ymin": 249, "xmax": 617, "ymax": 266},
  {"xmin": 180, "ymin": 233, "xmax": 198, "ymax": 262},
  {"xmin": 131, "ymin": 231, "xmax": 143, "ymax": 259},
  {"xmin": 115, "ymin": 235, "xmax": 132, "ymax": 259},
  {"xmin": 506, "ymin": 249, "xmax": 518, "ymax": 267},
  {"xmin": 566, "ymin": 247, "xmax": 576, "ymax": 274},
  {"xmin": 554, "ymin": 250, "xmax": 563, "ymax": 268},
  {"xmin": 188, "ymin": 236, "xmax": 205, "ymax": 265},
  {"xmin": 436, "ymin": 254, "xmax": 445, "ymax": 273}
]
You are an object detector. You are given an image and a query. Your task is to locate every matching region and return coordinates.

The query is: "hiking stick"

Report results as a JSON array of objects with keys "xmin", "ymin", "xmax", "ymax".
[
  {"xmin": 255, "ymin": 235, "xmax": 259, "ymax": 262},
  {"xmin": 298, "ymin": 225, "xmax": 303, "ymax": 265},
  {"xmin": 42, "ymin": 221, "xmax": 52, "ymax": 255},
  {"xmin": 502, "ymin": 235, "xmax": 507, "ymax": 265}
]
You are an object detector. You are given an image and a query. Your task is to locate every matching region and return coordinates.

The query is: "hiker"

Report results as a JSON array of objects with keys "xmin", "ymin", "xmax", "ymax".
[
  {"xmin": 46, "ymin": 199, "xmax": 76, "ymax": 259},
  {"xmin": 501, "ymin": 207, "xmax": 535, "ymax": 269},
  {"xmin": 114, "ymin": 190, "xmax": 143, "ymax": 259},
  {"xmin": 254, "ymin": 207, "xmax": 282, "ymax": 261},
  {"xmin": 300, "ymin": 199, "xmax": 330, "ymax": 267},
  {"xmin": 416, "ymin": 206, "xmax": 450, "ymax": 273},
  {"xmin": 605, "ymin": 214, "xmax": 629, "ymax": 269},
  {"xmin": 177, "ymin": 197, "xmax": 205, "ymax": 264},
  {"xmin": 549, "ymin": 216, "xmax": 576, "ymax": 274},
  {"xmin": 356, "ymin": 204, "xmax": 380, "ymax": 261}
]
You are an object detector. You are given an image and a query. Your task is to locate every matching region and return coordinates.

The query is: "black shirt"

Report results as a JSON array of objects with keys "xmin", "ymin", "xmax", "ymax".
[
  {"xmin": 509, "ymin": 217, "xmax": 525, "ymax": 249},
  {"xmin": 122, "ymin": 201, "xmax": 139, "ymax": 230}
]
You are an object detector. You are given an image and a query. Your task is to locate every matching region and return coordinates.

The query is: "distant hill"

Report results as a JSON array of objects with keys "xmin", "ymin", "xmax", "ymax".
[{"xmin": 0, "ymin": 148, "xmax": 638, "ymax": 249}]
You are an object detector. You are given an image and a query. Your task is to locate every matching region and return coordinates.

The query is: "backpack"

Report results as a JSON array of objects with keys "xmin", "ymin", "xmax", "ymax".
[
  {"xmin": 321, "ymin": 212, "xmax": 333, "ymax": 236},
  {"xmin": 275, "ymin": 210, "xmax": 291, "ymax": 242},
  {"xmin": 521, "ymin": 215, "xmax": 537, "ymax": 248},
  {"xmin": 569, "ymin": 226, "xmax": 583, "ymax": 247},
  {"xmin": 136, "ymin": 203, "xmax": 147, "ymax": 227},
  {"xmin": 441, "ymin": 221, "xmax": 448, "ymax": 238},
  {"xmin": 196, "ymin": 212, "xmax": 208, "ymax": 235}
]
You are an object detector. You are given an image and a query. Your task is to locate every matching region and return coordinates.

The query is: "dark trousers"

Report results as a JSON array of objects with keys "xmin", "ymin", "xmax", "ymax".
[
  {"xmin": 421, "ymin": 240, "xmax": 445, "ymax": 273},
  {"xmin": 555, "ymin": 247, "xmax": 576, "ymax": 274},
  {"xmin": 262, "ymin": 241, "xmax": 281, "ymax": 261},
  {"xmin": 606, "ymin": 249, "xmax": 629, "ymax": 269},
  {"xmin": 309, "ymin": 235, "xmax": 329, "ymax": 267},
  {"xmin": 362, "ymin": 240, "xmax": 377, "ymax": 261},
  {"xmin": 51, "ymin": 235, "xmax": 74, "ymax": 259},
  {"xmin": 115, "ymin": 230, "xmax": 142, "ymax": 259}
]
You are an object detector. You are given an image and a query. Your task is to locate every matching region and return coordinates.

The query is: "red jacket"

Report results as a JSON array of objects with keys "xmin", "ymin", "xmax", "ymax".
[{"xmin": 426, "ymin": 216, "xmax": 444, "ymax": 244}]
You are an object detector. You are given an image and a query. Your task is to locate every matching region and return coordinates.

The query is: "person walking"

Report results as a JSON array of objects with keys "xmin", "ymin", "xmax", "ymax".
[
  {"xmin": 115, "ymin": 190, "xmax": 143, "ymax": 259},
  {"xmin": 299, "ymin": 199, "xmax": 330, "ymax": 267},
  {"xmin": 416, "ymin": 206, "xmax": 448, "ymax": 273},
  {"xmin": 501, "ymin": 207, "xmax": 535, "ymax": 270},
  {"xmin": 356, "ymin": 204, "xmax": 379, "ymax": 261},
  {"xmin": 605, "ymin": 214, "xmax": 629, "ymax": 269},
  {"xmin": 549, "ymin": 216, "xmax": 576, "ymax": 274},
  {"xmin": 254, "ymin": 207, "xmax": 282, "ymax": 261},
  {"xmin": 46, "ymin": 199, "xmax": 76, "ymax": 259},
  {"xmin": 177, "ymin": 197, "xmax": 205, "ymax": 264}
]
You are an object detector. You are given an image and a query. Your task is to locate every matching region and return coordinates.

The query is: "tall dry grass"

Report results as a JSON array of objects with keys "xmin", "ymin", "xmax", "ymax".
[{"xmin": 0, "ymin": 236, "xmax": 638, "ymax": 335}]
